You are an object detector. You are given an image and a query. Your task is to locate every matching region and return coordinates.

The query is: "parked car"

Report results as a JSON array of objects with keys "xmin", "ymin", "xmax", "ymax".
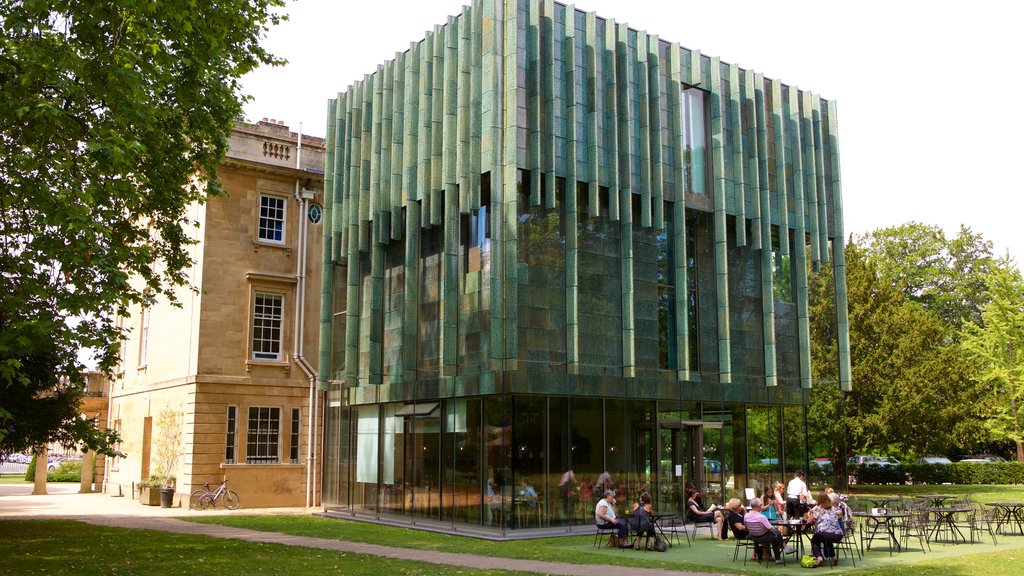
[
  {"xmin": 914, "ymin": 456, "xmax": 952, "ymax": 465},
  {"xmin": 954, "ymin": 454, "xmax": 1006, "ymax": 463},
  {"xmin": 812, "ymin": 457, "xmax": 832, "ymax": 468},
  {"xmin": 847, "ymin": 455, "xmax": 900, "ymax": 468}
]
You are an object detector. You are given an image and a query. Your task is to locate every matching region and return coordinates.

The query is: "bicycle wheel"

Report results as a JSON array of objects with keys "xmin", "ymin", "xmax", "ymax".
[
  {"xmin": 189, "ymin": 490, "xmax": 211, "ymax": 510},
  {"xmin": 223, "ymin": 490, "xmax": 241, "ymax": 510}
]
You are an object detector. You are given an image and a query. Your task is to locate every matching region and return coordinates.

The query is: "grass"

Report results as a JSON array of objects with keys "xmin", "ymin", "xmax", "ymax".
[
  {"xmin": 0, "ymin": 474, "xmax": 29, "ymax": 484},
  {"xmin": 0, "ymin": 519, "xmax": 537, "ymax": 576},
  {"xmin": 847, "ymin": 483, "xmax": 1022, "ymax": 504},
  {"xmin": 188, "ymin": 511, "xmax": 1024, "ymax": 575}
]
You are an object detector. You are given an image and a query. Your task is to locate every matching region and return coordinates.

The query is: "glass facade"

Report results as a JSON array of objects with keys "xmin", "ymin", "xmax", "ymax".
[
  {"xmin": 325, "ymin": 395, "xmax": 807, "ymax": 534},
  {"xmin": 318, "ymin": 0, "xmax": 849, "ymax": 537}
]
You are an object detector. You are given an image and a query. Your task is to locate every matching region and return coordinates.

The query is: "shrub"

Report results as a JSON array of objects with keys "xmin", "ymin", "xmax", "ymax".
[
  {"xmin": 949, "ymin": 462, "xmax": 1024, "ymax": 485},
  {"xmin": 904, "ymin": 463, "xmax": 953, "ymax": 484},
  {"xmin": 853, "ymin": 463, "xmax": 906, "ymax": 485},
  {"xmin": 861, "ymin": 462, "xmax": 1024, "ymax": 485},
  {"xmin": 23, "ymin": 454, "xmax": 36, "ymax": 481},
  {"xmin": 47, "ymin": 459, "xmax": 82, "ymax": 482}
]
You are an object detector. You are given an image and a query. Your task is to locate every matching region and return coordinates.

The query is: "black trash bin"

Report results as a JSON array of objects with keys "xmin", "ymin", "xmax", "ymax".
[{"xmin": 160, "ymin": 487, "xmax": 175, "ymax": 508}]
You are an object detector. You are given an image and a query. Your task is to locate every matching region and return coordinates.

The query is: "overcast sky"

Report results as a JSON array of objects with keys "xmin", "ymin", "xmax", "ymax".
[{"xmin": 242, "ymin": 0, "xmax": 1023, "ymax": 262}]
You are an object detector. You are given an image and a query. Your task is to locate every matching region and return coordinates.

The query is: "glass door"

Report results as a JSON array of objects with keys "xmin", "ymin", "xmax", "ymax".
[{"xmin": 658, "ymin": 424, "xmax": 685, "ymax": 514}]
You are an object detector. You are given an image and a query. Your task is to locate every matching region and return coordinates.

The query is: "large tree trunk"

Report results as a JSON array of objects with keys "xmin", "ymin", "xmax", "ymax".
[{"xmin": 32, "ymin": 445, "xmax": 48, "ymax": 495}]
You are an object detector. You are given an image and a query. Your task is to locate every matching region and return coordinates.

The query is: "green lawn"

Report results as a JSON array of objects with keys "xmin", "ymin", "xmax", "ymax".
[
  {"xmin": 0, "ymin": 474, "xmax": 29, "ymax": 484},
  {"xmin": 188, "ymin": 510, "xmax": 1024, "ymax": 575},
  {"xmin": 846, "ymin": 483, "xmax": 1022, "ymax": 504},
  {"xmin": 0, "ymin": 519, "xmax": 537, "ymax": 576}
]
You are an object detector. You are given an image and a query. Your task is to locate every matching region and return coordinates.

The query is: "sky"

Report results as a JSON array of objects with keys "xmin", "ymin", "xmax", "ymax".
[{"xmin": 242, "ymin": 0, "xmax": 1024, "ymax": 262}]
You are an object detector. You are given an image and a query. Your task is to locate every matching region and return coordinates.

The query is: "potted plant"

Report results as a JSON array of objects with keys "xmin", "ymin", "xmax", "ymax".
[
  {"xmin": 140, "ymin": 408, "xmax": 183, "ymax": 507},
  {"xmin": 138, "ymin": 475, "xmax": 164, "ymax": 506}
]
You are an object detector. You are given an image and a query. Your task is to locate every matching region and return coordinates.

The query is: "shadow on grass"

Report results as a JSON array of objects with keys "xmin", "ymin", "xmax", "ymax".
[{"xmin": 186, "ymin": 515, "xmax": 1024, "ymax": 575}]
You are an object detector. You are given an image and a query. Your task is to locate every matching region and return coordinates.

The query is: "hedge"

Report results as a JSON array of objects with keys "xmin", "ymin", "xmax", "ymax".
[
  {"xmin": 22, "ymin": 455, "xmax": 82, "ymax": 483},
  {"xmin": 855, "ymin": 462, "xmax": 1024, "ymax": 485},
  {"xmin": 48, "ymin": 459, "xmax": 82, "ymax": 482}
]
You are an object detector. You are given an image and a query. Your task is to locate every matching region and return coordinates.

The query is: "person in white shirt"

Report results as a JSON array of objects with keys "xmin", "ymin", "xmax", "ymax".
[
  {"xmin": 595, "ymin": 489, "xmax": 630, "ymax": 546},
  {"xmin": 785, "ymin": 470, "xmax": 809, "ymax": 518}
]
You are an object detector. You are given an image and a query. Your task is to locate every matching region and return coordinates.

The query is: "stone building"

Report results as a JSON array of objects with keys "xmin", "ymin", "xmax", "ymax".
[
  {"xmin": 318, "ymin": 0, "xmax": 851, "ymax": 535},
  {"xmin": 106, "ymin": 119, "xmax": 326, "ymax": 508}
]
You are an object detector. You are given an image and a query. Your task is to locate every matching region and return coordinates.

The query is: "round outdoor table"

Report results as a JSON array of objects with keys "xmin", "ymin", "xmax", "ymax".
[
  {"xmin": 984, "ymin": 502, "xmax": 1024, "ymax": 535},
  {"xmin": 864, "ymin": 497, "xmax": 895, "ymax": 509},
  {"xmin": 913, "ymin": 494, "xmax": 957, "ymax": 507},
  {"xmin": 854, "ymin": 511, "xmax": 910, "ymax": 555},
  {"xmin": 772, "ymin": 518, "xmax": 812, "ymax": 558},
  {"xmin": 922, "ymin": 506, "xmax": 971, "ymax": 543},
  {"xmin": 650, "ymin": 513, "xmax": 682, "ymax": 547}
]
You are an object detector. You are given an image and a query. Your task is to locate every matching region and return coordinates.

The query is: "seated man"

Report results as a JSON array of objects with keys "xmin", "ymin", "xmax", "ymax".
[
  {"xmin": 595, "ymin": 489, "xmax": 630, "ymax": 547},
  {"xmin": 743, "ymin": 497, "xmax": 786, "ymax": 564}
]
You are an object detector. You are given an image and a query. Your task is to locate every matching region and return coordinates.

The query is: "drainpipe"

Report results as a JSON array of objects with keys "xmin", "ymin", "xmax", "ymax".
[
  {"xmin": 291, "ymin": 124, "xmax": 319, "ymax": 508},
  {"xmin": 102, "ymin": 375, "xmax": 114, "ymax": 495}
]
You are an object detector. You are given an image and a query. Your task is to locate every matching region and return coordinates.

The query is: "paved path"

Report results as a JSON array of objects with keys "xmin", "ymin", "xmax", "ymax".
[{"xmin": 1, "ymin": 484, "xmax": 723, "ymax": 576}]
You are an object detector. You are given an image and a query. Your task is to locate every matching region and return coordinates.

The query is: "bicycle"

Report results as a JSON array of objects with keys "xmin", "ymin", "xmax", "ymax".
[{"xmin": 189, "ymin": 480, "xmax": 240, "ymax": 510}]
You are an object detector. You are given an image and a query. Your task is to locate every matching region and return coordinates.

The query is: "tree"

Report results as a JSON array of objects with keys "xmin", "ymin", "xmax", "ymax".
[
  {"xmin": 0, "ymin": 1, "xmax": 284, "ymax": 455},
  {"xmin": 808, "ymin": 237, "xmax": 983, "ymax": 460},
  {"xmin": 961, "ymin": 254, "xmax": 1024, "ymax": 461},
  {"xmin": 152, "ymin": 407, "xmax": 183, "ymax": 487},
  {"xmin": 860, "ymin": 223, "xmax": 995, "ymax": 332}
]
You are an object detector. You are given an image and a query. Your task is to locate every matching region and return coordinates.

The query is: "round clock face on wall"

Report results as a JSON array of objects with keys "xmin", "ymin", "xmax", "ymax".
[{"xmin": 307, "ymin": 203, "xmax": 323, "ymax": 224}]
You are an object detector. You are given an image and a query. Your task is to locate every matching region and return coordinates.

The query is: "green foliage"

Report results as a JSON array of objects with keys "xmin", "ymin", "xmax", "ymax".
[
  {"xmin": 851, "ymin": 463, "xmax": 905, "ymax": 485},
  {"xmin": 960, "ymin": 254, "xmax": 1024, "ymax": 461},
  {"xmin": 903, "ymin": 463, "xmax": 953, "ymax": 485},
  {"xmin": 0, "ymin": 0, "xmax": 284, "ymax": 456},
  {"xmin": 47, "ymin": 459, "xmax": 81, "ymax": 482},
  {"xmin": 23, "ymin": 453, "xmax": 36, "ymax": 481},
  {"xmin": 152, "ymin": 408, "xmax": 182, "ymax": 484},
  {"xmin": 1, "ymin": 520, "xmax": 510, "ymax": 576},
  {"xmin": 861, "ymin": 222, "xmax": 995, "ymax": 332},
  {"xmin": 809, "ymin": 240, "xmax": 982, "ymax": 460},
  {"xmin": 142, "ymin": 474, "xmax": 169, "ymax": 489},
  {"xmin": 900, "ymin": 463, "xmax": 1024, "ymax": 485}
]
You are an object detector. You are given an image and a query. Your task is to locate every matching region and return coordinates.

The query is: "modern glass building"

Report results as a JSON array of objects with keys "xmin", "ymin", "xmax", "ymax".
[{"xmin": 318, "ymin": 0, "xmax": 851, "ymax": 536}]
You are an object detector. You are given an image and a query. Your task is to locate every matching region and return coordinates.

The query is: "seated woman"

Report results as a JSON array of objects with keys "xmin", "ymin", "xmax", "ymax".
[
  {"xmin": 806, "ymin": 490, "xmax": 845, "ymax": 567},
  {"xmin": 595, "ymin": 489, "xmax": 631, "ymax": 547},
  {"xmin": 630, "ymin": 492, "xmax": 657, "ymax": 550},
  {"xmin": 723, "ymin": 498, "xmax": 748, "ymax": 541},
  {"xmin": 771, "ymin": 482, "xmax": 787, "ymax": 516},
  {"xmin": 685, "ymin": 487, "xmax": 725, "ymax": 540}
]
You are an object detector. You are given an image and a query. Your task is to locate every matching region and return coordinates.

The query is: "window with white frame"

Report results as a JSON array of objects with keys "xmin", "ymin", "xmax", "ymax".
[
  {"xmin": 252, "ymin": 293, "xmax": 284, "ymax": 360},
  {"xmin": 246, "ymin": 406, "xmax": 280, "ymax": 464},
  {"xmin": 258, "ymin": 195, "xmax": 286, "ymax": 243},
  {"xmin": 225, "ymin": 406, "xmax": 238, "ymax": 463},
  {"xmin": 111, "ymin": 420, "xmax": 121, "ymax": 469},
  {"xmin": 138, "ymin": 306, "xmax": 150, "ymax": 367},
  {"xmin": 289, "ymin": 408, "xmax": 300, "ymax": 464}
]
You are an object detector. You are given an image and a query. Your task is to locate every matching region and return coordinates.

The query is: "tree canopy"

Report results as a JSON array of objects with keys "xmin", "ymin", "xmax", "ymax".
[
  {"xmin": 808, "ymin": 224, "xmax": 1015, "ymax": 461},
  {"xmin": 960, "ymin": 254, "xmax": 1024, "ymax": 460},
  {"xmin": 0, "ymin": 0, "xmax": 284, "ymax": 455}
]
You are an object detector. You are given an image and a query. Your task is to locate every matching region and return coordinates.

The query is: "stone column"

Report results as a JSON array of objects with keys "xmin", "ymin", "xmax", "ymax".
[
  {"xmin": 79, "ymin": 450, "xmax": 95, "ymax": 493},
  {"xmin": 32, "ymin": 445, "xmax": 48, "ymax": 495}
]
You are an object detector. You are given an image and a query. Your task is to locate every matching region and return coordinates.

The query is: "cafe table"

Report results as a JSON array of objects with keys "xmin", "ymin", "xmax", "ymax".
[
  {"xmin": 913, "ymin": 494, "xmax": 957, "ymax": 508},
  {"xmin": 864, "ymin": 496, "xmax": 896, "ymax": 509},
  {"xmin": 984, "ymin": 502, "xmax": 1024, "ymax": 535},
  {"xmin": 922, "ymin": 506, "xmax": 971, "ymax": 543},
  {"xmin": 773, "ymin": 518, "xmax": 812, "ymax": 558},
  {"xmin": 650, "ymin": 512, "xmax": 686, "ymax": 547},
  {"xmin": 855, "ymin": 511, "xmax": 909, "ymax": 556}
]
